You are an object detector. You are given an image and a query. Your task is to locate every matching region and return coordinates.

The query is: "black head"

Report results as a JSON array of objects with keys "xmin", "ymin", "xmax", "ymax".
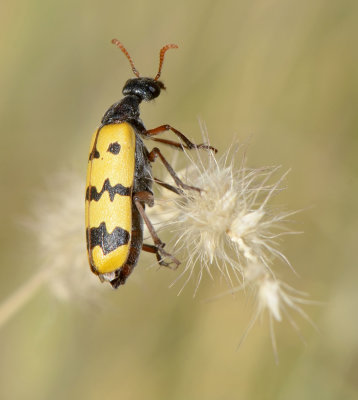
[
  {"xmin": 112, "ymin": 39, "xmax": 178, "ymax": 101},
  {"xmin": 123, "ymin": 77, "xmax": 165, "ymax": 101}
]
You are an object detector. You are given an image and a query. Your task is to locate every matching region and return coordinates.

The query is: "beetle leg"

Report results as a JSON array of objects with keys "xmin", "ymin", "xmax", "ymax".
[
  {"xmin": 144, "ymin": 124, "xmax": 217, "ymax": 153},
  {"xmin": 153, "ymin": 177, "xmax": 184, "ymax": 195},
  {"xmin": 148, "ymin": 147, "xmax": 201, "ymax": 193},
  {"xmin": 146, "ymin": 137, "xmax": 193, "ymax": 151},
  {"xmin": 133, "ymin": 191, "xmax": 180, "ymax": 269},
  {"xmin": 142, "ymin": 243, "xmax": 179, "ymax": 270}
]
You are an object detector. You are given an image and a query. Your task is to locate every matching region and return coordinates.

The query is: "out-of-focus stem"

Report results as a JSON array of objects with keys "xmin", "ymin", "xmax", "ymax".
[{"xmin": 0, "ymin": 268, "xmax": 52, "ymax": 330}]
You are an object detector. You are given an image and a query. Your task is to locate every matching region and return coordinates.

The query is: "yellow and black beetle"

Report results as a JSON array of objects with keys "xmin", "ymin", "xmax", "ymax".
[{"xmin": 86, "ymin": 39, "xmax": 216, "ymax": 288}]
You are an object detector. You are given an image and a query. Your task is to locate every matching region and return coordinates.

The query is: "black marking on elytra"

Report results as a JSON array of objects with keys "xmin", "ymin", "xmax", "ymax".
[
  {"xmin": 107, "ymin": 142, "xmax": 121, "ymax": 154},
  {"xmin": 87, "ymin": 222, "xmax": 130, "ymax": 255},
  {"xmin": 86, "ymin": 178, "xmax": 131, "ymax": 201},
  {"xmin": 89, "ymin": 147, "xmax": 100, "ymax": 161}
]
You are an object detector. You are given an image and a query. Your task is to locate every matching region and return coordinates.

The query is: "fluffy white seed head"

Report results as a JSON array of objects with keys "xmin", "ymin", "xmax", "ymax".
[
  {"xmin": 24, "ymin": 170, "xmax": 101, "ymax": 301},
  {"xmin": 150, "ymin": 137, "xmax": 314, "ymax": 354},
  {"xmin": 153, "ymin": 144, "xmax": 296, "ymax": 295}
]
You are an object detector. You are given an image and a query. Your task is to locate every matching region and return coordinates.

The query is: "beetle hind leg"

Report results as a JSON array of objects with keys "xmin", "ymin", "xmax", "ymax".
[
  {"xmin": 134, "ymin": 191, "xmax": 180, "ymax": 269},
  {"xmin": 142, "ymin": 243, "xmax": 179, "ymax": 270}
]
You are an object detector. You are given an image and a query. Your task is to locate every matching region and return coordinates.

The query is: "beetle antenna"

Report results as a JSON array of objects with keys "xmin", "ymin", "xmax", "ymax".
[
  {"xmin": 154, "ymin": 44, "xmax": 178, "ymax": 81},
  {"xmin": 111, "ymin": 39, "xmax": 140, "ymax": 78}
]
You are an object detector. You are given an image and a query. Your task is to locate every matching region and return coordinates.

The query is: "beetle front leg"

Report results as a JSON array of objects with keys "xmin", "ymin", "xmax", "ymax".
[
  {"xmin": 145, "ymin": 124, "xmax": 217, "ymax": 153},
  {"xmin": 133, "ymin": 191, "xmax": 180, "ymax": 269}
]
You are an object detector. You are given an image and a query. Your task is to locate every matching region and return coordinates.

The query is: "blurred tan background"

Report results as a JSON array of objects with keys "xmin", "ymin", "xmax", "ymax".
[{"xmin": 1, "ymin": 0, "xmax": 358, "ymax": 399}]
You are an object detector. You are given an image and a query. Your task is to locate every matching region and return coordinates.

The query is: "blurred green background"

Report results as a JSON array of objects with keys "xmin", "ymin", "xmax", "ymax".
[{"xmin": 1, "ymin": 0, "xmax": 358, "ymax": 399}]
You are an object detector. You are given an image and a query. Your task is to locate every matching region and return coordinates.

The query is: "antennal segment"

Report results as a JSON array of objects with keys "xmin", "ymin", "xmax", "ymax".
[
  {"xmin": 154, "ymin": 44, "xmax": 178, "ymax": 81},
  {"xmin": 111, "ymin": 39, "xmax": 140, "ymax": 78}
]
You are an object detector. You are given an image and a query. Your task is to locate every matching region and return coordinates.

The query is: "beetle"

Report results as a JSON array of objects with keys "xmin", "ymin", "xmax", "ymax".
[{"xmin": 85, "ymin": 39, "xmax": 216, "ymax": 288}]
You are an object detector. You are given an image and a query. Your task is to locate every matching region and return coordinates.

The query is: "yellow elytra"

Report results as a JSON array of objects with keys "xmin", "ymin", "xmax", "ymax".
[{"xmin": 85, "ymin": 122, "xmax": 136, "ymax": 275}]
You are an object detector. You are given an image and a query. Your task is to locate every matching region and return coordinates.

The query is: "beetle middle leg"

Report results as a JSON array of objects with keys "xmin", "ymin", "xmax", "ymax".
[
  {"xmin": 153, "ymin": 177, "xmax": 183, "ymax": 195},
  {"xmin": 148, "ymin": 147, "xmax": 202, "ymax": 193},
  {"xmin": 133, "ymin": 191, "xmax": 180, "ymax": 269}
]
